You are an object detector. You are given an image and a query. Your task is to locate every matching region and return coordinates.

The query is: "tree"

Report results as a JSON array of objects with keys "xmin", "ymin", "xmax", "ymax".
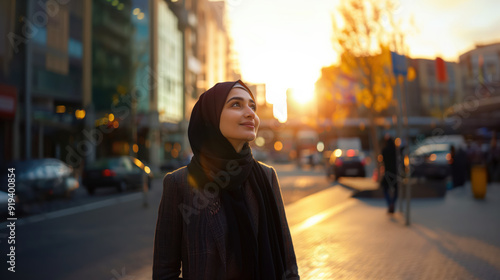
[{"xmin": 330, "ymin": 0, "xmax": 402, "ymax": 168}]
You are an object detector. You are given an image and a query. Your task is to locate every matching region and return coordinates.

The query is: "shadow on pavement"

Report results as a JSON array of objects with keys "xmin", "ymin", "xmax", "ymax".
[{"xmin": 336, "ymin": 177, "xmax": 449, "ymax": 198}]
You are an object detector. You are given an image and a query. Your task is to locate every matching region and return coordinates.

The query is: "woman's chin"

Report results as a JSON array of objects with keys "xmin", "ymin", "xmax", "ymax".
[
  {"xmin": 246, "ymin": 134, "xmax": 256, "ymax": 142},
  {"xmin": 234, "ymin": 132, "xmax": 256, "ymax": 142}
]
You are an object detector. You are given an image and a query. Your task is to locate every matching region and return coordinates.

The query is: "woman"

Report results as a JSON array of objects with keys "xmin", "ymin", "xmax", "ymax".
[{"xmin": 153, "ymin": 80, "xmax": 299, "ymax": 279}]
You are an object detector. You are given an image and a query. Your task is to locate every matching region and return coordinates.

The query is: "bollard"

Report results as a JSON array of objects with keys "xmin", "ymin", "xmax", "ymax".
[{"xmin": 471, "ymin": 165, "xmax": 487, "ymax": 199}]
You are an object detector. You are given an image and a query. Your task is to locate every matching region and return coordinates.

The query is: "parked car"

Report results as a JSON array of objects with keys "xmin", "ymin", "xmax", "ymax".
[
  {"xmin": 82, "ymin": 156, "xmax": 152, "ymax": 195},
  {"xmin": 417, "ymin": 135, "xmax": 466, "ymax": 150},
  {"xmin": 0, "ymin": 158, "xmax": 79, "ymax": 208},
  {"xmin": 410, "ymin": 143, "xmax": 452, "ymax": 179},
  {"xmin": 326, "ymin": 148, "xmax": 366, "ymax": 179}
]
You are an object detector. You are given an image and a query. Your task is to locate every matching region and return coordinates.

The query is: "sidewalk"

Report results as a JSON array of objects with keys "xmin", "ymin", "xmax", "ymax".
[
  {"xmin": 339, "ymin": 176, "xmax": 449, "ymax": 198},
  {"xmin": 287, "ymin": 182, "xmax": 500, "ymax": 279}
]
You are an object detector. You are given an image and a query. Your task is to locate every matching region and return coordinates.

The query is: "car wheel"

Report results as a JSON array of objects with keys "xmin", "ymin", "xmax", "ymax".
[{"xmin": 117, "ymin": 181, "xmax": 127, "ymax": 192}]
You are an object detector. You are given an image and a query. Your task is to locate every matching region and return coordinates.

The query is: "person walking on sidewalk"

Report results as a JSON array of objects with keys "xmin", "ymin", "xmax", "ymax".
[
  {"xmin": 381, "ymin": 135, "xmax": 398, "ymax": 213},
  {"xmin": 153, "ymin": 80, "xmax": 300, "ymax": 279},
  {"xmin": 450, "ymin": 145, "xmax": 467, "ymax": 187}
]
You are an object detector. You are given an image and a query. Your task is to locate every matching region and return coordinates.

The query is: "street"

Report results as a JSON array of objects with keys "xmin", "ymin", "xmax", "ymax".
[{"xmin": 1, "ymin": 163, "xmax": 499, "ymax": 279}]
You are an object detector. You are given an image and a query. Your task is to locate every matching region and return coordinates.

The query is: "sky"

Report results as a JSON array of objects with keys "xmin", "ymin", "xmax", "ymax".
[{"xmin": 225, "ymin": 0, "xmax": 500, "ymax": 118}]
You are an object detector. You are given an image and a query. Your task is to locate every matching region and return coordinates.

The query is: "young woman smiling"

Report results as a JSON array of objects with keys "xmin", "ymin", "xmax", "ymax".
[{"xmin": 153, "ymin": 80, "xmax": 299, "ymax": 279}]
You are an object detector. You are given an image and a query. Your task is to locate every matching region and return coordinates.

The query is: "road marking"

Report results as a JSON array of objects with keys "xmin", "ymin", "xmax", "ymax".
[
  {"xmin": 0, "ymin": 193, "xmax": 142, "ymax": 228},
  {"xmin": 290, "ymin": 199, "xmax": 357, "ymax": 235}
]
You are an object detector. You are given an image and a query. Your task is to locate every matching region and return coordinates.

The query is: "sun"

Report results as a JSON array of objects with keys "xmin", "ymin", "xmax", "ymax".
[{"xmin": 290, "ymin": 83, "xmax": 315, "ymax": 103}]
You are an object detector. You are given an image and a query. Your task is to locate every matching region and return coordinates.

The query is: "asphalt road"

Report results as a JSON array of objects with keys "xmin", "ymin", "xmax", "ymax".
[{"xmin": 0, "ymin": 179, "xmax": 162, "ymax": 280}]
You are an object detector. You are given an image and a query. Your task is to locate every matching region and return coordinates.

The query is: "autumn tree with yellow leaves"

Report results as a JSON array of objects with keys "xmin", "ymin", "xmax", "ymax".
[{"xmin": 319, "ymin": 0, "xmax": 404, "ymax": 166}]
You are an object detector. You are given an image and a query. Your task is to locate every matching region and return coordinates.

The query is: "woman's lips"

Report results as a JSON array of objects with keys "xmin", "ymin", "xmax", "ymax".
[{"xmin": 240, "ymin": 122, "xmax": 254, "ymax": 128}]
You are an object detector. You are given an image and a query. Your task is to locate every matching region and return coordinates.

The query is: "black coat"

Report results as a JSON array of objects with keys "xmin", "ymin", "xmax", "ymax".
[{"xmin": 381, "ymin": 140, "xmax": 398, "ymax": 188}]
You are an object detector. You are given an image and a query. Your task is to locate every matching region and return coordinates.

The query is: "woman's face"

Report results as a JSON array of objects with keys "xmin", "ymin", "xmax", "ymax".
[{"xmin": 220, "ymin": 87, "xmax": 260, "ymax": 151}]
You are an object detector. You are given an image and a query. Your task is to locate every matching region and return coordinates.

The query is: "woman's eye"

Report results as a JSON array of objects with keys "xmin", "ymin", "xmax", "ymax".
[
  {"xmin": 231, "ymin": 102, "xmax": 240, "ymax": 108},
  {"xmin": 250, "ymin": 105, "xmax": 257, "ymax": 111}
]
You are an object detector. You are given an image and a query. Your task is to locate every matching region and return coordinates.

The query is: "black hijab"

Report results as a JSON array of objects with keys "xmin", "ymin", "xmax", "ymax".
[{"xmin": 187, "ymin": 80, "xmax": 286, "ymax": 279}]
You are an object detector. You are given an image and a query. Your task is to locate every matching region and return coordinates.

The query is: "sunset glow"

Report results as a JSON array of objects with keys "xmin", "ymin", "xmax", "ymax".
[{"xmin": 227, "ymin": 0, "xmax": 500, "ymax": 120}]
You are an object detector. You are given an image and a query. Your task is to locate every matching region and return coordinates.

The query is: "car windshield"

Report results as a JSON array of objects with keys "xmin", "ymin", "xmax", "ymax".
[{"xmin": 412, "ymin": 144, "xmax": 449, "ymax": 156}]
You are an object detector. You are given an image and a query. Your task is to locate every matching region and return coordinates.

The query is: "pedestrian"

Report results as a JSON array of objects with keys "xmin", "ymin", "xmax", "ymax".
[
  {"xmin": 153, "ymin": 80, "xmax": 300, "ymax": 279},
  {"xmin": 381, "ymin": 135, "xmax": 398, "ymax": 213},
  {"xmin": 487, "ymin": 135, "xmax": 500, "ymax": 182},
  {"xmin": 450, "ymin": 145, "xmax": 467, "ymax": 187},
  {"xmin": 465, "ymin": 142, "xmax": 474, "ymax": 181}
]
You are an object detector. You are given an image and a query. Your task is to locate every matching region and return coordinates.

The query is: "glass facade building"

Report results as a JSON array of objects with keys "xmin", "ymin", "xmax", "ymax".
[
  {"xmin": 1, "ymin": 0, "xmax": 85, "ymax": 161},
  {"xmin": 158, "ymin": 0, "xmax": 183, "ymax": 124},
  {"xmin": 92, "ymin": 0, "xmax": 134, "ymax": 113}
]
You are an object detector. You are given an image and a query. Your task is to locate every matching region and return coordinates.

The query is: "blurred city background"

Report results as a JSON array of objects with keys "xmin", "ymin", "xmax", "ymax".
[{"xmin": 0, "ymin": 0, "xmax": 500, "ymax": 279}]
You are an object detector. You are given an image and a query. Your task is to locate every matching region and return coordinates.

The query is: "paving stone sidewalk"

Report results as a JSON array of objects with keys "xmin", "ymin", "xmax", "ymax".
[{"xmin": 288, "ymin": 182, "xmax": 500, "ymax": 280}]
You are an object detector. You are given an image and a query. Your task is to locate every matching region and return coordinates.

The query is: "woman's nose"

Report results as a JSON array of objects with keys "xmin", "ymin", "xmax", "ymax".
[{"xmin": 244, "ymin": 105, "xmax": 255, "ymax": 118}]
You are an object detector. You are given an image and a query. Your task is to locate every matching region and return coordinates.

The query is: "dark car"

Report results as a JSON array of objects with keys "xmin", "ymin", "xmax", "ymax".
[
  {"xmin": 326, "ymin": 149, "xmax": 366, "ymax": 179},
  {"xmin": 82, "ymin": 156, "xmax": 152, "ymax": 195},
  {"xmin": 410, "ymin": 143, "xmax": 451, "ymax": 179},
  {"xmin": 0, "ymin": 158, "xmax": 79, "ymax": 205}
]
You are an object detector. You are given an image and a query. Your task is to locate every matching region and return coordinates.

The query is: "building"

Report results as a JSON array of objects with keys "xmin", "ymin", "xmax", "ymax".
[
  {"xmin": 91, "ymin": 0, "xmax": 135, "ymax": 160},
  {"xmin": 197, "ymin": 0, "xmax": 235, "ymax": 93},
  {"xmin": 0, "ymin": 0, "xmax": 239, "ymax": 171},
  {"xmin": 458, "ymin": 42, "xmax": 500, "ymax": 99},
  {"xmin": 0, "ymin": 0, "xmax": 90, "ymax": 163},
  {"xmin": 411, "ymin": 58, "xmax": 463, "ymax": 119},
  {"xmin": 449, "ymin": 42, "xmax": 500, "ymax": 134},
  {"xmin": 154, "ymin": 0, "xmax": 185, "ymax": 169},
  {"xmin": 164, "ymin": 0, "xmax": 237, "ymax": 165}
]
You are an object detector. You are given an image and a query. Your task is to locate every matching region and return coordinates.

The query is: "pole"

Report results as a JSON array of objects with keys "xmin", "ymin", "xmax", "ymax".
[
  {"xmin": 401, "ymin": 76, "xmax": 411, "ymax": 226},
  {"xmin": 395, "ymin": 75, "xmax": 405, "ymax": 213}
]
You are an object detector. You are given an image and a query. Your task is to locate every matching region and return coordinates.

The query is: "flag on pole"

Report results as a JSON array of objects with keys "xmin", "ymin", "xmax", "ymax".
[
  {"xmin": 391, "ymin": 52, "xmax": 407, "ymax": 76},
  {"xmin": 435, "ymin": 57, "xmax": 447, "ymax": 82}
]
